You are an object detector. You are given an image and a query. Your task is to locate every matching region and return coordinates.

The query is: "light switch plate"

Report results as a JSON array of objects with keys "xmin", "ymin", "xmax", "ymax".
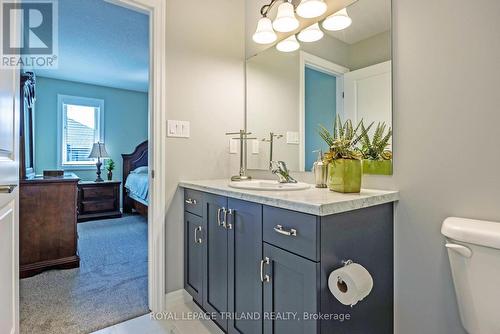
[
  {"xmin": 252, "ymin": 139, "xmax": 260, "ymax": 154},
  {"xmin": 286, "ymin": 131, "xmax": 299, "ymax": 145},
  {"xmin": 167, "ymin": 120, "xmax": 190, "ymax": 138},
  {"xmin": 229, "ymin": 139, "xmax": 238, "ymax": 154}
]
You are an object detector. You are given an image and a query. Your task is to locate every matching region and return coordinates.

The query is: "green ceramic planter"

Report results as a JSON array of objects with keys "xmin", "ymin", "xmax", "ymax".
[
  {"xmin": 363, "ymin": 159, "xmax": 393, "ymax": 175},
  {"xmin": 327, "ymin": 159, "xmax": 362, "ymax": 193}
]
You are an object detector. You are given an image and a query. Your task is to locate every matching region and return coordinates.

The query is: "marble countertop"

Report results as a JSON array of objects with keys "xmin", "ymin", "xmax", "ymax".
[{"xmin": 179, "ymin": 179, "xmax": 399, "ymax": 216}]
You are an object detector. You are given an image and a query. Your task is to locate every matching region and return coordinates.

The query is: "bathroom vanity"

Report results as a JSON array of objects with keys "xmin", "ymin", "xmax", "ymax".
[{"xmin": 180, "ymin": 180, "xmax": 398, "ymax": 334}]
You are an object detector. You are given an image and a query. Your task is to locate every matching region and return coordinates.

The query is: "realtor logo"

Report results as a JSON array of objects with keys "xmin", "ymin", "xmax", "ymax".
[{"xmin": 1, "ymin": 0, "xmax": 58, "ymax": 68}]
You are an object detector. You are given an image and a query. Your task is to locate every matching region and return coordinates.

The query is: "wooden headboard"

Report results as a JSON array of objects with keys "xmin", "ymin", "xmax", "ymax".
[{"xmin": 122, "ymin": 140, "xmax": 148, "ymax": 213}]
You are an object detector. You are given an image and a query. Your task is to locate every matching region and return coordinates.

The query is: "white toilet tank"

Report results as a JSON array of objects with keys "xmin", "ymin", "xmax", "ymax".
[{"xmin": 442, "ymin": 217, "xmax": 500, "ymax": 334}]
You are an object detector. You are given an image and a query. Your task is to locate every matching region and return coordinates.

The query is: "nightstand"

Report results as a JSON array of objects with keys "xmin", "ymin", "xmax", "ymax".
[{"xmin": 77, "ymin": 180, "xmax": 122, "ymax": 222}]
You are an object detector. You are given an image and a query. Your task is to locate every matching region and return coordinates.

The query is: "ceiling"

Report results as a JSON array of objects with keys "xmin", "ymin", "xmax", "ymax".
[
  {"xmin": 34, "ymin": 0, "xmax": 149, "ymax": 92},
  {"xmin": 325, "ymin": 0, "xmax": 391, "ymax": 45}
]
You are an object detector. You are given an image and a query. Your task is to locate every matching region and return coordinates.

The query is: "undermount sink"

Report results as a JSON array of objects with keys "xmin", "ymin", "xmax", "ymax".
[{"xmin": 228, "ymin": 180, "xmax": 310, "ymax": 191}]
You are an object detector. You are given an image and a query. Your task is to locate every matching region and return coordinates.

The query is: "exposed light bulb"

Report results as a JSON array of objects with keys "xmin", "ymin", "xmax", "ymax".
[
  {"xmin": 322, "ymin": 8, "xmax": 352, "ymax": 31},
  {"xmin": 296, "ymin": 0, "xmax": 327, "ymax": 19},
  {"xmin": 253, "ymin": 17, "xmax": 277, "ymax": 44},
  {"xmin": 273, "ymin": 2, "xmax": 299, "ymax": 33},
  {"xmin": 297, "ymin": 23, "xmax": 324, "ymax": 42},
  {"xmin": 276, "ymin": 35, "xmax": 300, "ymax": 52}
]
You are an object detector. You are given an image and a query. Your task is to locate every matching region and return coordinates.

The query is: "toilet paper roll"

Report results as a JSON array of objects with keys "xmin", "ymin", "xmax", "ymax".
[{"xmin": 328, "ymin": 263, "xmax": 373, "ymax": 307}]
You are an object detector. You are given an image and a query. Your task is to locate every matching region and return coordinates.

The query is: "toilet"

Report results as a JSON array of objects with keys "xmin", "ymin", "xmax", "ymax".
[{"xmin": 442, "ymin": 217, "xmax": 500, "ymax": 334}]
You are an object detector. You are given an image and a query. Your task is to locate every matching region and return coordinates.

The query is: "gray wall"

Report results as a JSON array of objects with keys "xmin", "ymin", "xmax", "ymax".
[
  {"xmin": 247, "ymin": 0, "xmax": 500, "ymax": 333},
  {"xmin": 165, "ymin": 0, "xmax": 244, "ymax": 293}
]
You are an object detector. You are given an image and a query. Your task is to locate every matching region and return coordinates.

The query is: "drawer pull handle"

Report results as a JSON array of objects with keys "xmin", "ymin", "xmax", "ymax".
[
  {"xmin": 225, "ymin": 209, "xmax": 233, "ymax": 230},
  {"xmin": 274, "ymin": 224, "xmax": 297, "ymax": 237},
  {"xmin": 217, "ymin": 207, "xmax": 227, "ymax": 228},
  {"xmin": 194, "ymin": 226, "xmax": 202, "ymax": 244},
  {"xmin": 260, "ymin": 257, "xmax": 270, "ymax": 283},
  {"xmin": 0, "ymin": 185, "xmax": 16, "ymax": 194},
  {"xmin": 185, "ymin": 198, "xmax": 197, "ymax": 205}
]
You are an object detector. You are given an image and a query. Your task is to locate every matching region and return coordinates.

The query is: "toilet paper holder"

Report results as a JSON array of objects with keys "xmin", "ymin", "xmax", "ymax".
[{"xmin": 342, "ymin": 259, "xmax": 353, "ymax": 267}]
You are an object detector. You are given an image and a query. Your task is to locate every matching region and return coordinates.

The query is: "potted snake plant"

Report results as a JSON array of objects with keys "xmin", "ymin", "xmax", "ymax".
[
  {"xmin": 318, "ymin": 116, "xmax": 372, "ymax": 193},
  {"xmin": 360, "ymin": 122, "xmax": 393, "ymax": 175},
  {"xmin": 105, "ymin": 159, "xmax": 115, "ymax": 181}
]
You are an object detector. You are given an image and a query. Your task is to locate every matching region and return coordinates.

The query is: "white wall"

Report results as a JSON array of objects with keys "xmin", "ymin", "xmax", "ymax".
[
  {"xmin": 165, "ymin": 0, "xmax": 244, "ymax": 293},
  {"xmin": 247, "ymin": 0, "xmax": 500, "ymax": 333}
]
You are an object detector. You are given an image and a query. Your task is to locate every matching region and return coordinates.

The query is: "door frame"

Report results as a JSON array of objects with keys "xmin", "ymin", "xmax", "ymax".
[
  {"xmin": 298, "ymin": 51, "xmax": 349, "ymax": 171},
  {"xmin": 105, "ymin": 0, "xmax": 167, "ymax": 313}
]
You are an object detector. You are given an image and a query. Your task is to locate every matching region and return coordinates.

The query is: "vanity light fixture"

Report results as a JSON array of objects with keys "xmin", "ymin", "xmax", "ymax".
[
  {"xmin": 253, "ymin": 17, "xmax": 278, "ymax": 44},
  {"xmin": 322, "ymin": 8, "xmax": 352, "ymax": 31},
  {"xmin": 296, "ymin": 0, "xmax": 327, "ymax": 19},
  {"xmin": 276, "ymin": 35, "xmax": 300, "ymax": 52},
  {"xmin": 273, "ymin": 1, "xmax": 300, "ymax": 32},
  {"xmin": 297, "ymin": 22, "xmax": 324, "ymax": 42}
]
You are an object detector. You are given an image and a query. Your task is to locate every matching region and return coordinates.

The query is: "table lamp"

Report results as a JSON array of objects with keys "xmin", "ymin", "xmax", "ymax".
[{"xmin": 88, "ymin": 142, "xmax": 109, "ymax": 182}]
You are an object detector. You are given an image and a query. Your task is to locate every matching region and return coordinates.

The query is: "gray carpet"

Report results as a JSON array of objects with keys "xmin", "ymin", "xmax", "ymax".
[{"xmin": 20, "ymin": 215, "xmax": 149, "ymax": 334}]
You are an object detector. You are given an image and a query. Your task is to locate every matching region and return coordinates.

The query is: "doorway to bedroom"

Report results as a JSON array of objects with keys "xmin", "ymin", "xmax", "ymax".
[{"xmin": 17, "ymin": 1, "xmax": 152, "ymax": 333}]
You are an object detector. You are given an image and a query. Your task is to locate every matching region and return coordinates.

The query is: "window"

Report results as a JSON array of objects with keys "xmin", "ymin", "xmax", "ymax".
[{"xmin": 58, "ymin": 95, "xmax": 104, "ymax": 168}]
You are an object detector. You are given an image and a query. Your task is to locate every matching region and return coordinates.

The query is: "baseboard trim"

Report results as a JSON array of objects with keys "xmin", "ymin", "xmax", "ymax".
[{"xmin": 165, "ymin": 289, "xmax": 192, "ymax": 309}]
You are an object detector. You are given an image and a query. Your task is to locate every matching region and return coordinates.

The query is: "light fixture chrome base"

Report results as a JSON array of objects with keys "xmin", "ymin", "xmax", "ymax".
[{"xmin": 231, "ymin": 175, "xmax": 252, "ymax": 182}]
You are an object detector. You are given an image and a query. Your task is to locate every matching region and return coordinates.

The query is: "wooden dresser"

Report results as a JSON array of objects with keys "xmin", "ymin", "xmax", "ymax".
[
  {"xmin": 19, "ymin": 174, "xmax": 80, "ymax": 278},
  {"xmin": 77, "ymin": 181, "xmax": 122, "ymax": 222}
]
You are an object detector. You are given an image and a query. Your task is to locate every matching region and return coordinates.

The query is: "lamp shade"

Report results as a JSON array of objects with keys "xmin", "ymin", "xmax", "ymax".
[
  {"xmin": 298, "ymin": 23, "xmax": 324, "ymax": 42},
  {"xmin": 273, "ymin": 2, "xmax": 299, "ymax": 33},
  {"xmin": 296, "ymin": 0, "xmax": 327, "ymax": 19},
  {"xmin": 322, "ymin": 8, "xmax": 352, "ymax": 31},
  {"xmin": 253, "ymin": 17, "xmax": 277, "ymax": 44},
  {"xmin": 88, "ymin": 142, "xmax": 109, "ymax": 159},
  {"xmin": 276, "ymin": 35, "xmax": 300, "ymax": 52}
]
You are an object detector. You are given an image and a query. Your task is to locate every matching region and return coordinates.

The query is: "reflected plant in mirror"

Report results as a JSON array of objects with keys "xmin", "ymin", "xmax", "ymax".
[
  {"xmin": 246, "ymin": 0, "xmax": 393, "ymax": 175},
  {"xmin": 360, "ymin": 122, "xmax": 393, "ymax": 175}
]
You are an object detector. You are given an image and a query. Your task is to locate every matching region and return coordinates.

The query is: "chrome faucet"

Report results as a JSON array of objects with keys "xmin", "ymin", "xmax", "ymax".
[{"xmin": 270, "ymin": 161, "xmax": 297, "ymax": 183}]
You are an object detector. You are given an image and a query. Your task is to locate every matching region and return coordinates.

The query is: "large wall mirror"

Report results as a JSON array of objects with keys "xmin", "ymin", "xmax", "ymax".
[{"xmin": 246, "ymin": 0, "xmax": 392, "ymax": 174}]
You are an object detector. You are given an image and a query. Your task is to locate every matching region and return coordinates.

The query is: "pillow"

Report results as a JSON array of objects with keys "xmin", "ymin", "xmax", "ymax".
[{"xmin": 131, "ymin": 166, "xmax": 148, "ymax": 174}]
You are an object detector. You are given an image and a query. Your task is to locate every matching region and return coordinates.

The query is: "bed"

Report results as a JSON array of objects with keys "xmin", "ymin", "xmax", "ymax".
[{"xmin": 122, "ymin": 140, "xmax": 148, "ymax": 217}]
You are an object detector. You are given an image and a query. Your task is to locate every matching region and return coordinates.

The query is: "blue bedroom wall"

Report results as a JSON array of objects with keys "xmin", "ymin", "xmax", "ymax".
[
  {"xmin": 305, "ymin": 67, "xmax": 337, "ymax": 170},
  {"xmin": 34, "ymin": 76, "xmax": 148, "ymax": 185}
]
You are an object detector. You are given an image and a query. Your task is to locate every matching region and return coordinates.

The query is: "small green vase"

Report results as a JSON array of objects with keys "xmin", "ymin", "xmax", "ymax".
[
  {"xmin": 327, "ymin": 159, "xmax": 362, "ymax": 193},
  {"xmin": 363, "ymin": 159, "xmax": 393, "ymax": 175}
]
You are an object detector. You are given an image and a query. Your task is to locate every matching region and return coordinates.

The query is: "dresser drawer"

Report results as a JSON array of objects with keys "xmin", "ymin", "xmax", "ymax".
[
  {"xmin": 82, "ymin": 200, "xmax": 116, "ymax": 213},
  {"xmin": 263, "ymin": 206, "xmax": 319, "ymax": 261},
  {"xmin": 184, "ymin": 189, "xmax": 203, "ymax": 217},
  {"xmin": 81, "ymin": 186, "xmax": 115, "ymax": 200}
]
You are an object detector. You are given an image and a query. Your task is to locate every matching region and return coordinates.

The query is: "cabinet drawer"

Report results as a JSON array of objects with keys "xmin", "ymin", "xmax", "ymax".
[
  {"xmin": 263, "ymin": 206, "xmax": 319, "ymax": 261},
  {"xmin": 82, "ymin": 200, "xmax": 116, "ymax": 213},
  {"xmin": 81, "ymin": 186, "xmax": 115, "ymax": 200},
  {"xmin": 184, "ymin": 189, "xmax": 203, "ymax": 216}
]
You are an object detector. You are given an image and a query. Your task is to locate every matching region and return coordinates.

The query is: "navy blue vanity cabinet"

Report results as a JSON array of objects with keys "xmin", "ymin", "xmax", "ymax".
[
  {"xmin": 183, "ymin": 188, "xmax": 395, "ymax": 334},
  {"xmin": 203, "ymin": 193, "xmax": 229, "ymax": 330},
  {"xmin": 263, "ymin": 243, "xmax": 320, "ymax": 334},
  {"xmin": 227, "ymin": 198, "xmax": 263, "ymax": 334},
  {"xmin": 184, "ymin": 212, "xmax": 204, "ymax": 305}
]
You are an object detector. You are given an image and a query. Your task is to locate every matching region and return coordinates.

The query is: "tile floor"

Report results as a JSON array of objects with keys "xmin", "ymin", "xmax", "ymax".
[{"xmin": 92, "ymin": 299, "xmax": 223, "ymax": 334}]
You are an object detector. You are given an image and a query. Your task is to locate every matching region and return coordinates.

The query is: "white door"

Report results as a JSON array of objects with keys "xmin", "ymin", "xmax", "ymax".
[
  {"xmin": 343, "ymin": 61, "xmax": 392, "ymax": 129},
  {"xmin": 0, "ymin": 1, "xmax": 21, "ymax": 333}
]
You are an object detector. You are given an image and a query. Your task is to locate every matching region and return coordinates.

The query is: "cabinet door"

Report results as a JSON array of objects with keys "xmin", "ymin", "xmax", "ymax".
[
  {"xmin": 203, "ymin": 194, "xmax": 228, "ymax": 330},
  {"xmin": 263, "ymin": 243, "xmax": 319, "ymax": 334},
  {"xmin": 228, "ymin": 199, "xmax": 263, "ymax": 334},
  {"xmin": 184, "ymin": 212, "xmax": 204, "ymax": 304}
]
